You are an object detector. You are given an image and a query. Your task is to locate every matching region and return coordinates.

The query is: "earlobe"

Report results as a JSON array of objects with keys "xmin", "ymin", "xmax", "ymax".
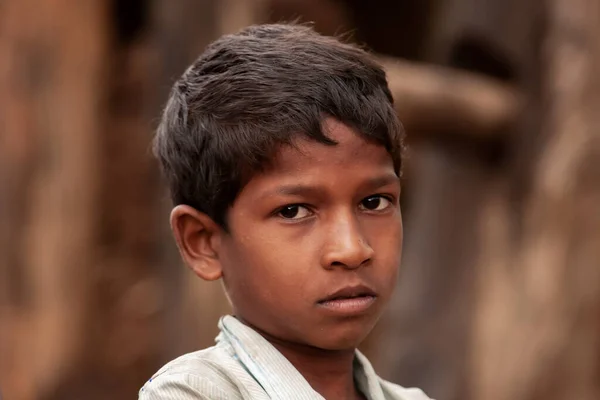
[{"xmin": 170, "ymin": 205, "xmax": 223, "ymax": 281}]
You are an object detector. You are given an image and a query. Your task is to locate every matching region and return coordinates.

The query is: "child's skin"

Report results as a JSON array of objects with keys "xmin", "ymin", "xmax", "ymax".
[{"xmin": 171, "ymin": 118, "xmax": 403, "ymax": 400}]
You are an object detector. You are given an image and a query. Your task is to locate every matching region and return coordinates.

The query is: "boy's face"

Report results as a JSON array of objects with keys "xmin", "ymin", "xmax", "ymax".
[{"xmin": 219, "ymin": 118, "xmax": 402, "ymax": 350}]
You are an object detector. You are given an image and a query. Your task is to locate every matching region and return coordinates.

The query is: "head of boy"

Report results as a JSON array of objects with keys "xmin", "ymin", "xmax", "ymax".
[{"xmin": 155, "ymin": 23, "xmax": 404, "ymax": 351}]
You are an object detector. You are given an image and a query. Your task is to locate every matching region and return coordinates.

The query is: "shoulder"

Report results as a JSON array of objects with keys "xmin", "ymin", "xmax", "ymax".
[
  {"xmin": 379, "ymin": 378, "xmax": 434, "ymax": 400},
  {"xmin": 138, "ymin": 346, "xmax": 245, "ymax": 400}
]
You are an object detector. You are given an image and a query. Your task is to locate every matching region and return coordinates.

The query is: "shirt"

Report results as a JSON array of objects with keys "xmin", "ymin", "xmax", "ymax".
[{"xmin": 139, "ymin": 315, "xmax": 432, "ymax": 400}]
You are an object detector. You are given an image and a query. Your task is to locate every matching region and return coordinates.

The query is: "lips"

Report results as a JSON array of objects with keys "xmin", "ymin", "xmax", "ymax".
[
  {"xmin": 316, "ymin": 284, "xmax": 378, "ymax": 314},
  {"xmin": 318, "ymin": 284, "xmax": 377, "ymax": 303}
]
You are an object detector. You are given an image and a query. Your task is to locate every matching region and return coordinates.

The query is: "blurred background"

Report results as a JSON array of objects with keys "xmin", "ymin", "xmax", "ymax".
[{"xmin": 1, "ymin": 1, "xmax": 599, "ymax": 399}]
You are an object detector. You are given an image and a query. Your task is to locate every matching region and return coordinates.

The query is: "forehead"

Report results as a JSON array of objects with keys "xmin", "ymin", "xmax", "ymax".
[{"xmin": 268, "ymin": 119, "xmax": 394, "ymax": 176}]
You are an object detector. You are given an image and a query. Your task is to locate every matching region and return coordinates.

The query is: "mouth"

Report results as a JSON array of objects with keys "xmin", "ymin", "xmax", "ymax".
[{"xmin": 317, "ymin": 284, "xmax": 378, "ymax": 314}]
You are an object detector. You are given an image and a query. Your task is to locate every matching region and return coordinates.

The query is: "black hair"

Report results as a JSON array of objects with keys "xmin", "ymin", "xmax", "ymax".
[{"xmin": 154, "ymin": 23, "xmax": 404, "ymax": 228}]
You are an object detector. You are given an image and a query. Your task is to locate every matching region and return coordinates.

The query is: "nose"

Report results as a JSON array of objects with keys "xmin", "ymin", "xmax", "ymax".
[{"xmin": 321, "ymin": 212, "xmax": 374, "ymax": 270}]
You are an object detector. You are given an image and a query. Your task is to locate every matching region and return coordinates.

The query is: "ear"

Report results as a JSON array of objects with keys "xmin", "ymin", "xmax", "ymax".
[{"xmin": 170, "ymin": 205, "xmax": 223, "ymax": 281}]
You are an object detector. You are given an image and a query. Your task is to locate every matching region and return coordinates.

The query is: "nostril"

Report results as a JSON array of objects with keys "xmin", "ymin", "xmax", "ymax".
[{"xmin": 328, "ymin": 257, "xmax": 371, "ymax": 270}]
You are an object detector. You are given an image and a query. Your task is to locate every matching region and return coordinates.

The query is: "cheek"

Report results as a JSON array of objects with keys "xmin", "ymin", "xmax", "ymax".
[
  {"xmin": 221, "ymin": 230, "xmax": 314, "ymax": 303},
  {"xmin": 366, "ymin": 215, "xmax": 403, "ymax": 262},
  {"xmin": 254, "ymin": 231, "xmax": 317, "ymax": 294}
]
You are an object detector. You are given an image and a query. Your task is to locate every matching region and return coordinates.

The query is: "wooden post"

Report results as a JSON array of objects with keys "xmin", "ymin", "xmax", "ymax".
[
  {"xmin": 0, "ymin": 2, "xmax": 108, "ymax": 399},
  {"xmin": 472, "ymin": 1, "xmax": 600, "ymax": 399}
]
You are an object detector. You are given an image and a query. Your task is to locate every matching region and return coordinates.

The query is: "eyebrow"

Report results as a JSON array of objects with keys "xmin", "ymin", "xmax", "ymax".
[
  {"xmin": 361, "ymin": 173, "xmax": 400, "ymax": 191},
  {"xmin": 272, "ymin": 184, "xmax": 322, "ymax": 197},
  {"xmin": 264, "ymin": 173, "xmax": 400, "ymax": 199}
]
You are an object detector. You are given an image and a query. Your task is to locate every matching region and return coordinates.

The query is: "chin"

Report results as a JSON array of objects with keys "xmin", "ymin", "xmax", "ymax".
[{"xmin": 314, "ymin": 326, "xmax": 372, "ymax": 351}]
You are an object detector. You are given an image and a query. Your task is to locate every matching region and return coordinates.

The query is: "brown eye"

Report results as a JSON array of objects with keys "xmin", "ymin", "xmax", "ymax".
[
  {"xmin": 360, "ymin": 196, "xmax": 391, "ymax": 211},
  {"xmin": 278, "ymin": 205, "xmax": 311, "ymax": 219}
]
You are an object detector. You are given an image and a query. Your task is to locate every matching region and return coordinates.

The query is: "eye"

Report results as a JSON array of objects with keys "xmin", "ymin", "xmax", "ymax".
[
  {"xmin": 359, "ymin": 195, "xmax": 392, "ymax": 212},
  {"xmin": 277, "ymin": 204, "xmax": 312, "ymax": 220}
]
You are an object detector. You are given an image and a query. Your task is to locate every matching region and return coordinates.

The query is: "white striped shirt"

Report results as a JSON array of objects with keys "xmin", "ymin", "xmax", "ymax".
[{"xmin": 139, "ymin": 316, "xmax": 431, "ymax": 400}]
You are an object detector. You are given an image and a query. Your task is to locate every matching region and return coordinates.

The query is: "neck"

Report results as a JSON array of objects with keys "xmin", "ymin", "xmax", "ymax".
[
  {"xmin": 276, "ymin": 343, "xmax": 363, "ymax": 400},
  {"xmin": 250, "ymin": 326, "xmax": 363, "ymax": 400}
]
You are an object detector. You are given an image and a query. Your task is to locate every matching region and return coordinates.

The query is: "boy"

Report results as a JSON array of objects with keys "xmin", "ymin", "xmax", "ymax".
[{"xmin": 141, "ymin": 23, "xmax": 431, "ymax": 400}]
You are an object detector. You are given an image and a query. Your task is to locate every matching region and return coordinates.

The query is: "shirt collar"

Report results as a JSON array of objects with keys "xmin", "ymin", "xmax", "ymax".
[{"xmin": 216, "ymin": 315, "xmax": 385, "ymax": 400}]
